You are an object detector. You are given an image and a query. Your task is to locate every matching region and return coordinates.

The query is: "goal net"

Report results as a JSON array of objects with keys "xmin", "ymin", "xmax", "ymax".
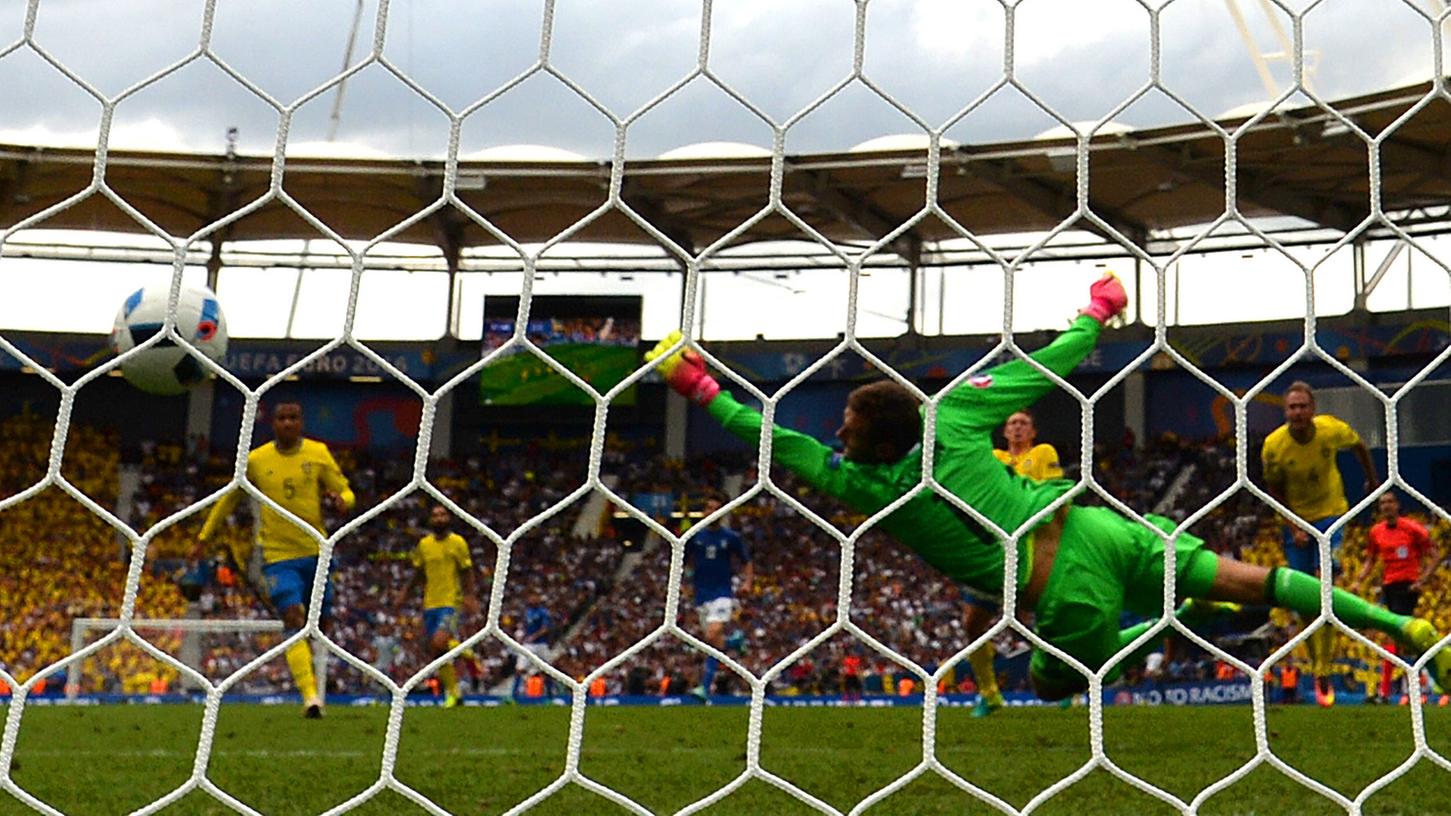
[
  {"xmin": 66, "ymin": 618, "xmax": 299, "ymax": 701},
  {"xmin": 2, "ymin": 0, "xmax": 1451, "ymax": 814}
]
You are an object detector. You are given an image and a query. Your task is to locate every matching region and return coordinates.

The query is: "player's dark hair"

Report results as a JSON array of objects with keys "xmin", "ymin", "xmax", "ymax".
[
  {"xmin": 846, "ymin": 380, "xmax": 922, "ymax": 462},
  {"xmin": 1284, "ymin": 381, "xmax": 1315, "ymax": 404}
]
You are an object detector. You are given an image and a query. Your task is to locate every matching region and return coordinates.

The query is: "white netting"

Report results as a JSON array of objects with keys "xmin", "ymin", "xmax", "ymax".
[{"xmin": 1, "ymin": 0, "xmax": 1450, "ymax": 813}]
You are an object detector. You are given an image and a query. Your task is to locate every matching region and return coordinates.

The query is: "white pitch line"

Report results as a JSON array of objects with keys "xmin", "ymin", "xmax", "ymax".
[{"xmin": 13, "ymin": 745, "xmax": 764, "ymax": 759}]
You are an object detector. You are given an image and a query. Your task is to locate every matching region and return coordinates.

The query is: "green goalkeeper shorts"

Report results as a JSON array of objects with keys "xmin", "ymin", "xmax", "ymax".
[{"xmin": 1029, "ymin": 505, "xmax": 1219, "ymax": 689}]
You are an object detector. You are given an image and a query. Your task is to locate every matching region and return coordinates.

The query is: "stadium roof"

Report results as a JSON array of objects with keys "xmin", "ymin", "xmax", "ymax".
[{"xmin": 1, "ymin": 80, "xmax": 1448, "ymax": 265}]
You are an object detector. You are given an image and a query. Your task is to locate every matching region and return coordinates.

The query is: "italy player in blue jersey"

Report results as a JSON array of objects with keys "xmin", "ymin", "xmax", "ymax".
[
  {"xmin": 512, "ymin": 591, "xmax": 555, "ymax": 698},
  {"xmin": 686, "ymin": 495, "xmax": 753, "ymax": 698}
]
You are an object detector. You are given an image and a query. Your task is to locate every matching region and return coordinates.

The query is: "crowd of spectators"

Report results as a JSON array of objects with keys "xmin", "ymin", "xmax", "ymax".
[
  {"xmin": 559, "ymin": 464, "xmax": 1035, "ymax": 697},
  {"xmin": 9, "ymin": 412, "xmax": 1451, "ymax": 701},
  {"xmin": 0, "ymin": 413, "xmax": 187, "ymax": 694},
  {"xmin": 131, "ymin": 441, "xmax": 640, "ymax": 695}
]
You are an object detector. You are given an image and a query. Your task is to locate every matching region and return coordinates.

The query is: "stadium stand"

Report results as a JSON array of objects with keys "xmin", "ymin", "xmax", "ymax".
[
  {"xmin": 0, "ymin": 413, "xmax": 188, "ymax": 694},
  {"xmin": 6, "ymin": 408, "xmax": 1448, "ymax": 701}
]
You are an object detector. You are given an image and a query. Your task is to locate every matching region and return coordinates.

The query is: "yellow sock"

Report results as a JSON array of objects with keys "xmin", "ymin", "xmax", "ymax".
[
  {"xmin": 448, "ymin": 637, "xmax": 475, "ymax": 658},
  {"xmin": 285, "ymin": 641, "xmax": 317, "ymax": 701},
  {"xmin": 1302, "ymin": 624, "xmax": 1320, "ymax": 674},
  {"xmin": 1314, "ymin": 627, "xmax": 1337, "ymax": 676},
  {"xmin": 968, "ymin": 643, "xmax": 1001, "ymax": 702},
  {"xmin": 439, "ymin": 663, "xmax": 459, "ymax": 697},
  {"xmin": 1305, "ymin": 626, "xmax": 1326, "ymax": 676}
]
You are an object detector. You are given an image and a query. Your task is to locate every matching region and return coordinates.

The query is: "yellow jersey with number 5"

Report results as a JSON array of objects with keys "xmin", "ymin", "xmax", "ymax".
[{"xmin": 202, "ymin": 438, "xmax": 355, "ymax": 564}]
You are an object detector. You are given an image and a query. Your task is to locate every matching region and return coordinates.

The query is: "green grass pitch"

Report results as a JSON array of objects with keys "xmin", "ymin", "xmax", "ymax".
[{"xmin": 7, "ymin": 704, "xmax": 1451, "ymax": 815}]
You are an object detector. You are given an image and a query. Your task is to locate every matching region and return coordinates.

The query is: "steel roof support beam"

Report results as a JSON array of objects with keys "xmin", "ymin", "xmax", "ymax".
[
  {"xmin": 620, "ymin": 182, "xmax": 697, "ymax": 257},
  {"xmin": 798, "ymin": 170, "xmax": 923, "ymax": 264},
  {"xmin": 966, "ymin": 159, "xmax": 1151, "ymax": 249},
  {"xmin": 1137, "ymin": 144, "xmax": 1363, "ymax": 233}
]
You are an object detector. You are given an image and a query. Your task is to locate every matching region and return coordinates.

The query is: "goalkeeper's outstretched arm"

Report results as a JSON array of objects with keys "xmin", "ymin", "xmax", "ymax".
[
  {"xmin": 645, "ymin": 335, "xmax": 863, "ymax": 501},
  {"xmin": 936, "ymin": 273, "xmax": 1126, "ymax": 437}
]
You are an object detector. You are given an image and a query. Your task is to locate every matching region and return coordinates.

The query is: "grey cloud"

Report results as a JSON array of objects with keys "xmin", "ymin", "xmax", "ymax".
[{"xmin": 0, "ymin": 0, "xmax": 1437, "ymax": 161}]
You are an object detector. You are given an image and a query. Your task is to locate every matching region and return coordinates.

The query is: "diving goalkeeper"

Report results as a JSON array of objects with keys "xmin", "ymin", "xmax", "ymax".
[{"xmin": 646, "ymin": 275, "xmax": 1451, "ymax": 699}]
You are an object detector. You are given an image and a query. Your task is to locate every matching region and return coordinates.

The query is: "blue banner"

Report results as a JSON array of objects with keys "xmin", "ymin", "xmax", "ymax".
[
  {"xmin": 223, "ymin": 346, "xmax": 439, "ymax": 381},
  {"xmin": 5, "ymin": 317, "xmax": 1449, "ymax": 384},
  {"xmin": 34, "ymin": 679, "xmax": 1266, "ymax": 708},
  {"xmin": 709, "ymin": 320, "xmax": 1451, "ymax": 383},
  {"xmin": 711, "ymin": 342, "xmax": 1145, "ymax": 383},
  {"xmin": 210, "ymin": 382, "xmax": 422, "ymax": 452}
]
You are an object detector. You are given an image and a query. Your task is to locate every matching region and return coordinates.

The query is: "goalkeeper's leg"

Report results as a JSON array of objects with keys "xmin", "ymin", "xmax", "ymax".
[
  {"xmin": 1199, "ymin": 558, "xmax": 1450, "ymax": 689},
  {"xmin": 1029, "ymin": 506, "xmax": 1446, "ymax": 698}
]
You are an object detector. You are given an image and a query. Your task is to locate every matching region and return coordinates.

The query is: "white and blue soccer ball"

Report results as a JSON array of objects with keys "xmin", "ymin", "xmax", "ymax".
[{"xmin": 110, "ymin": 285, "xmax": 229, "ymax": 395}]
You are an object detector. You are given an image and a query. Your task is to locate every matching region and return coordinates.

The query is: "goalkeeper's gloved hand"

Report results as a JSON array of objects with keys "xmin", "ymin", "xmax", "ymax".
[
  {"xmin": 1080, "ymin": 271, "xmax": 1128, "ymax": 325},
  {"xmin": 645, "ymin": 330, "xmax": 721, "ymax": 406}
]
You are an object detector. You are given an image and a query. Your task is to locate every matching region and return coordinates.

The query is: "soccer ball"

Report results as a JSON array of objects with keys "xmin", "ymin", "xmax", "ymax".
[{"xmin": 110, "ymin": 285, "xmax": 229, "ymax": 395}]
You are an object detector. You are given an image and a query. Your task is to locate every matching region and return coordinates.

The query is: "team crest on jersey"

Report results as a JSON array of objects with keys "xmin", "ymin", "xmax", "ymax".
[
  {"xmin": 969, "ymin": 374, "xmax": 993, "ymax": 389},
  {"xmin": 827, "ymin": 452, "xmax": 843, "ymax": 470}
]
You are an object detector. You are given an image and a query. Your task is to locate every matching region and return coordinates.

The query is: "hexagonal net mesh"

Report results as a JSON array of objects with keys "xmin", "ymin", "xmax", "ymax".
[{"xmin": 2, "ymin": 1, "xmax": 1451, "ymax": 814}]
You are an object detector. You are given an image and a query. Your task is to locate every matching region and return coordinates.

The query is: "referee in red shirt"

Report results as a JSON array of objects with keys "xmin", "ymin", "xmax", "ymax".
[{"xmin": 1353, "ymin": 492, "xmax": 1441, "ymax": 703}]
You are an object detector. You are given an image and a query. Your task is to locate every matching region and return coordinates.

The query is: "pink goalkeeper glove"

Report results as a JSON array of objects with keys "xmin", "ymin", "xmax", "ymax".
[
  {"xmin": 645, "ymin": 331, "xmax": 721, "ymax": 406},
  {"xmin": 1080, "ymin": 271, "xmax": 1128, "ymax": 325}
]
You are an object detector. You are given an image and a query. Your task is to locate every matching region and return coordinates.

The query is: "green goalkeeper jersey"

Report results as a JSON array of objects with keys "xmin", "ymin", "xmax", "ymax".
[{"xmin": 706, "ymin": 315, "xmax": 1102, "ymax": 600}]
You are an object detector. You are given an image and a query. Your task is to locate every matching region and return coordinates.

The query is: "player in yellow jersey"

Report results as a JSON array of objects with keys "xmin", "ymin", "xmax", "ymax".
[
  {"xmin": 1261, "ymin": 381, "xmax": 1377, "ymax": 708},
  {"xmin": 993, "ymin": 410, "xmax": 1064, "ymax": 481},
  {"xmin": 397, "ymin": 504, "xmax": 480, "ymax": 708},
  {"xmin": 199, "ymin": 401, "xmax": 355, "ymax": 718},
  {"xmin": 967, "ymin": 409, "xmax": 1065, "ymax": 717}
]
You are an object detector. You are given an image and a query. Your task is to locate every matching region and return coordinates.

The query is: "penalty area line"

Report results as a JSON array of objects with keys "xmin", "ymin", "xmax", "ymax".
[{"xmin": 13, "ymin": 745, "xmax": 770, "ymax": 759}]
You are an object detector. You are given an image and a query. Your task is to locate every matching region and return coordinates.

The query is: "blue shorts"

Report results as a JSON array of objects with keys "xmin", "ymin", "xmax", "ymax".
[
  {"xmin": 262, "ymin": 556, "xmax": 334, "ymax": 617},
  {"xmin": 1282, "ymin": 517, "xmax": 1344, "ymax": 576},
  {"xmin": 424, "ymin": 607, "xmax": 458, "ymax": 639}
]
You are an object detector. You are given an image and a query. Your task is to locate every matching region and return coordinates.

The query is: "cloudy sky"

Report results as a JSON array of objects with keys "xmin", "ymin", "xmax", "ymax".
[
  {"xmin": 0, "ymin": 0, "xmax": 1447, "ymax": 341},
  {"xmin": 0, "ymin": 0, "xmax": 1442, "ymax": 158}
]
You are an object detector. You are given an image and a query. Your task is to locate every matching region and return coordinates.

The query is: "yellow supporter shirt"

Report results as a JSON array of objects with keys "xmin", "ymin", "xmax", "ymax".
[
  {"xmin": 413, "ymin": 532, "xmax": 473, "ymax": 610},
  {"xmin": 201, "ymin": 438, "xmax": 355, "ymax": 564},
  {"xmin": 1260, "ymin": 414, "xmax": 1361, "ymax": 521},
  {"xmin": 993, "ymin": 443, "xmax": 1063, "ymax": 482}
]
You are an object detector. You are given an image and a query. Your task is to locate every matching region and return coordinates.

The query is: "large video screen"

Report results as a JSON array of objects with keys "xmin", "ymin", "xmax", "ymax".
[{"xmin": 479, "ymin": 295, "xmax": 642, "ymax": 406}]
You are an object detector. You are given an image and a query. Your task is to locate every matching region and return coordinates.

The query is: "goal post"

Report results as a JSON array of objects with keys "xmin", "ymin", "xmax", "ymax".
[{"xmin": 66, "ymin": 617, "xmax": 290, "ymax": 700}]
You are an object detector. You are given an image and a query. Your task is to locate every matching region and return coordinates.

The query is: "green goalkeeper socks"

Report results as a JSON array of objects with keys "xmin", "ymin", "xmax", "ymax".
[{"xmin": 1267, "ymin": 567, "xmax": 1409, "ymax": 636}]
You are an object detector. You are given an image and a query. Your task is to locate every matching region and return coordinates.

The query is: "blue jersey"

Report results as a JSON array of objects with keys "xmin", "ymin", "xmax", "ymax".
[
  {"xmin": 524, "ymin": 605, "xmax": 552, "ymax": 644},
  {"xmin": 687, "ymin": 527, "xmax": 749, "ymax": 603}
]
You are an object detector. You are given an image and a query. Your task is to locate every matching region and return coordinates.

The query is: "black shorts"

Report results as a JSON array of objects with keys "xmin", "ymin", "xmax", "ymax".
[{"xmin": 1383, "ymin": 581, "xmax": 1420, "ymax": 616}]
